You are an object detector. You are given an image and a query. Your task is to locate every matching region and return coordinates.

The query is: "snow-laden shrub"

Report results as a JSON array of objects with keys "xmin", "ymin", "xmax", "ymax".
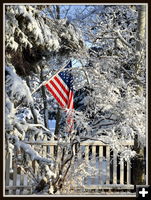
[
  {"xmin": 5, "ymin": 93, "xmax": 15, "ymax": 131},
  {"xmin": 5, "ymin": 66, "xmax": 33, "ymax": 105}
]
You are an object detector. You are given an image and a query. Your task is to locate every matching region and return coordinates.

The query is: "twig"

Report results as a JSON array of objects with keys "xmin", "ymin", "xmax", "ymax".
[{"xmin": 116, "ymin": 30, "xmax": 135, "ymax": 52}]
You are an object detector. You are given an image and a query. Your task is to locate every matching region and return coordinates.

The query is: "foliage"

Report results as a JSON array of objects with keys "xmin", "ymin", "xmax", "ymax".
[{"xmin": 5, "ymin": 4, "xmax": 146, "ymax": 194}]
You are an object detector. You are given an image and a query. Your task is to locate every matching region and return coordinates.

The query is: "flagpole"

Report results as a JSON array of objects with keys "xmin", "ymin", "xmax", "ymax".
[
  {"xmin": 15, "ymin": 61, "xmax": 70, "ymax": 109},
  {"xmin": 31, "ymin": 61, "xmax": 70, "ymax": 95},
  {"xmin": 31, "ymin": 81, "xmax": 47, "ymax": 95}
]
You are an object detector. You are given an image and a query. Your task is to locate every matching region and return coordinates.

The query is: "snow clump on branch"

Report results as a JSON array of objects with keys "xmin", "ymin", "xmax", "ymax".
[{"xmin": 5, "ymin": 5, "xmax": 84, "ymax": 57}]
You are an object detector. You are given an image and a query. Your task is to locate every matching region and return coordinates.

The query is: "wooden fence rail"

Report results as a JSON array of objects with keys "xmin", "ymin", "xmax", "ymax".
[{"xmin": 5, "ymin": 137, "xmax": 134, "ymax": 195}]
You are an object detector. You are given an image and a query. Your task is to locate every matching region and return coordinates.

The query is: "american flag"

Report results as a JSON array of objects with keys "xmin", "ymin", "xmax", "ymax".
[{"xmin": 44, "ymin": 61, "xmax": 74, "ymax": 131}]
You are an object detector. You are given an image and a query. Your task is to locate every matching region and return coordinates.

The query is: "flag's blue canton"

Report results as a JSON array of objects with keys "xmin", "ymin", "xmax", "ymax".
[{"xmin": 58, "ymin": 61, "xmax": 73, "ymax": 91}]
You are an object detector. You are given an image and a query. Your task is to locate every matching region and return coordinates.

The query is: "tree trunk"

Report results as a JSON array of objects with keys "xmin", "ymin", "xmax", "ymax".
[
  {"xmin": 54, "ymin": 107, "xmax": 61, "ymax": 136},
  {"xmin": 132, "ymin": 6, "xmax": 146, "ymax": 185},
  {"xmin": 135, "ymin": 5, "xmax": 146, "ymax": 73},
  {"xmin": 26, "ymin": 76, "xmax": 39, "ymax": 124},
  {"xmin": 136, "ymin": 5, "xmax": 146, "ymax": 51},
  {"xmin": 132, "ymin": 136, "xmax": 146, "ymax": 185},
  {"xmin": 56, "ymin": 5, "xmax": 60, "ymax": 19},
  {"xmin": 40, "ymin": 67, "xmax": 48, "ymax": 128}
]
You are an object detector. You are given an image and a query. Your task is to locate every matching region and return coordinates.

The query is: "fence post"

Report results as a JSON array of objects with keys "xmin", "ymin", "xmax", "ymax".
[
  {"xmin": 106, "ymin": 146, "xmax": 110, "ymax": 184},
  {"xmin": 20, "ymin": 171, "xmax": 24, "ymax": 195},
  {"xmin": 92, "ymin": 145, "xmax": 96, "ymax": 184},
  {"xmin": 42, "ymin": 135, "xmax": 47, "ymax": 157},
  {"xmin": 13, "ymin": 148, "xmax": 18, "ymax": 195},
  {"xmin": 120, "ymin": 157, "xmax": 124, "ymax": 184},
  {"xmin": 84, "ymin": 145, "xmax": 89, "ymax": 185},
  {"xmin": 5, "ymin": 152, "xmax": 10, "ymax": 187},
  {"xmin": 113, "ymin": 151, "xmax": 117, "ymax": 184},
  {"xmin": 127, "ymin": 160, "xmax": 131, "ymax": 184},
  {"xmin": 50, "ymin": 145, "xmax": 54, "ymax": 158},
  {"xmin": 5, "ymin": 152, "xmax": 11, "ymax": 195},
  {"xmin": 37, "ymin": 134, "xmax": 43, "ymax": 156},
  {"xmin": 99, "ymin": 145, "xmax": 103, "ymax": 185}
]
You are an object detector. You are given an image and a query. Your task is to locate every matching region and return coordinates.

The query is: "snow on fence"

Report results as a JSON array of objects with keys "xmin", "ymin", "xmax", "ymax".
[{"xmin": 5, "ymin": 136, "xmax": 134, "ymax": 195}]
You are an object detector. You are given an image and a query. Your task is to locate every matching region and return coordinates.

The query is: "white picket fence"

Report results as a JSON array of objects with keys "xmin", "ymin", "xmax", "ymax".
[{"xmin": 5, "ymin": 136, "xmax": 134, "ymax": 195}]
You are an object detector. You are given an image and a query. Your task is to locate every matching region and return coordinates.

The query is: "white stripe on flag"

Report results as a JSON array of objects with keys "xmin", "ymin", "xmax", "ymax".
[
  {"xmin": 56, "ymin": 74, "xmax": 69, "ymax": 93},
  {"xmin": 52, "ymin": 78, "xmax": 69, "ymax": 100},
  {"xmin": 47, "ymin": 81, "xmax": 67, "ymax": 107}
]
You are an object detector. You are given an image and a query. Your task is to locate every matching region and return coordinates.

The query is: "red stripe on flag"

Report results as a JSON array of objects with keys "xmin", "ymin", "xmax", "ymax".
[
  {"xmin": 49, "ymin": 80, "xmax": 68, "ymax": 105},
  {"xmin": 45, "ymin": 83, "xmax": 65, "ymax": 108},
  {"xmin": 68, "ymin": 91, "xmax": 74, "ymax": 109},
  {"xmin": 66, "ymin": 110, "xmax": 74, "ymax": 132},
  {"xmin": 54, "ymin": 76, "xmax": 69, "ymax": 96}
]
